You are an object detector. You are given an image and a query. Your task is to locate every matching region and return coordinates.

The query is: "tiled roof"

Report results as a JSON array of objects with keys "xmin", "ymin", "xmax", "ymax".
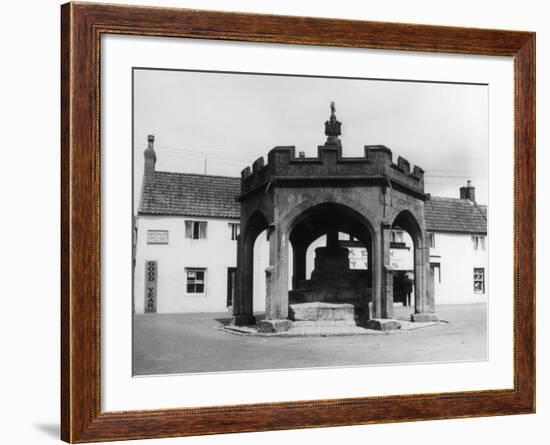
[
  {"xmin": 425, "ymin": 196, "xmax": 487, "ymax": 234},
  {"xmin": 139, "ymin": 172, "xmax": 487, "ymax": 234},
  {"xmin": 139, "ymin": 172, "xmax": 241, "ymax": 219}
]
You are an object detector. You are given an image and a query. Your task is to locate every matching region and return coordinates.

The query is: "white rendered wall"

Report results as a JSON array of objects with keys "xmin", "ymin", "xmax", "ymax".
[
  {"xmin": 390, "ymin": 232, "xmax": 414, "ymax": 271},
  {"xmin": 134, "ymin": 215, "xmax": 237, "ymax": 313},
  {"xmin": 134, "ymin": 215, "xmax": 269, "ymax": 313},
  {"xmin": 430, "ymin": 233, "xmax": 488, "ymax": 305},
  {"xmin": 253, "ymin": 230, "xmax": 269, "ymax": 313}
]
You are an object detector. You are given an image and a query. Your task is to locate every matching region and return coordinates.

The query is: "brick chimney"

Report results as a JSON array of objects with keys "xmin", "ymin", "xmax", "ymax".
[
  {"xmin": 460, "ymin": 180, "xmax": 476, "ymax": 202},
  {"xmin": 144, "ymin": 134, "xmax": 156, "ymax": 180}
]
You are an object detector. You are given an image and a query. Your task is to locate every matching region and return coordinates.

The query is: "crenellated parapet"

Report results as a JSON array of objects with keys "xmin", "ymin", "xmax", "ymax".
[{"xmin": 240, "ymin": 144, "xmax": 425, "ymax": 198}]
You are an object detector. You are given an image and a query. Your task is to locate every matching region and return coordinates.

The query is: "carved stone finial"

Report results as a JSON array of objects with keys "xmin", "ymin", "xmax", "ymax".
[{"xmin": 324, "ymin": 101, "xmax": 342, "ymax": 146}]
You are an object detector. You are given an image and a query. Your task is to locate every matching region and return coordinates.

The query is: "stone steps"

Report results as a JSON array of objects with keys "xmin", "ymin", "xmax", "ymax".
[
  {"xmin": 289, "ymin": 302, "xmax": 356, "ymax": 322},
  {"xmin": 223, "ymin": 318, "xmax": 442, "ymax": 337}
]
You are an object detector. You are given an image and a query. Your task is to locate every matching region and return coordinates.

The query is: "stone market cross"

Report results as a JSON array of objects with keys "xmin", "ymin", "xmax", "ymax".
[{"xmin": 233, "ymin": 104, "xmax": 438, "ymax": 331}]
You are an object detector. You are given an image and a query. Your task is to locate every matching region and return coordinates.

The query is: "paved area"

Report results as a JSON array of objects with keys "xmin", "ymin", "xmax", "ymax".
[
  {"xmin": 133, "ymin": 304, "xmax": 487, "ymax": 375},
  {"xmin": 223, "ymin": 318, "xmax": 442, "ymax": 336}
]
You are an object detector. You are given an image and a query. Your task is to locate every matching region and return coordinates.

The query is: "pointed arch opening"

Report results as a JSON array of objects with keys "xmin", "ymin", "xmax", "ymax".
[
  {"xmin": 390, "ymin": 210, "xmax": 425, "ymax": 315},
  {"xmin": 287, "ymin": 202, "xmax": 375, "ymax": 322},
  {"xmin": 233, "ymin": 210, "xmax": 270, "ymax": 325}
]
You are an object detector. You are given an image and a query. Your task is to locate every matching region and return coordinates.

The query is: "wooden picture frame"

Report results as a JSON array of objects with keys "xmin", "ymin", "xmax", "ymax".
[{"xmin": 61, "ymin": 2, "xmax": 535, "ymax": 442}]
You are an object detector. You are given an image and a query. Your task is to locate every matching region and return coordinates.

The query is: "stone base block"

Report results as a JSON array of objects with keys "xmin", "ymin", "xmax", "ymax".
[
  {"xmin": 231, "ymin": 314, "xmax": 256, "ymax": 326},
  {"xmin": 364, "ymin": 318, "xmax": 402, "ymax": 331},
  {"xmin": 410, "ymin": 313, "xmax": 439, "ymax": 322},
  {"xmin": 257, "ymin": 319, "xmax": 293, "ymax": 333},
  {"xmin": 289, "ymin": 302, "xmax": 355, "ymax": 321}
]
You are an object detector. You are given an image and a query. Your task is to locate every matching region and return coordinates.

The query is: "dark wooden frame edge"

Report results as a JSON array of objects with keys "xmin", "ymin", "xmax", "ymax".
[{"xmin": 60, "ymin": 2, "xmax": 536, "ymax": 443}]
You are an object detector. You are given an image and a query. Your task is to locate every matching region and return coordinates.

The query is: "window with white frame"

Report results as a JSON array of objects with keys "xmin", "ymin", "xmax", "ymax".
[
  {"xmin": 186, "ymin": 268, "xmax": 206, "ymax": 294},
  {"xmin": 391, "ymin": 230, "xmax": 404, "ymax": 243},
  {"xmin": 229, "ymin": 223, "xmax": 240, "ymax": 241},
  {"xmin": 472, "ymin": 235, "xmax": 486, "ymax": 251},
  {"xmin": 427, "ymin": 232, "xmax": 435, "ymax": 248},
  {"xmin": 473, "ymin": 267, "xmax": 485, "ymax": 294},
  {"xmin": 185, "ymin": 220, "xmax": 207, "ymax": 239},
  {"xmin": 430, "ymin": 262, "xmax": 441, "ymax": 283}
]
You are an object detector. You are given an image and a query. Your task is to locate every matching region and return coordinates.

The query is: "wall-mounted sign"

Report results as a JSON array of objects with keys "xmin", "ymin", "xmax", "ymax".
[
  {"xmin": 144, "ymin": 260, "xmax": 158, "ymax": 313},
  {"xmin": 348, "ymin": 247, "xmax": 368, "ymax": 270},
  {"xmin": 147, "ymin": 230, "xmax": 169, "ymax": 244}
]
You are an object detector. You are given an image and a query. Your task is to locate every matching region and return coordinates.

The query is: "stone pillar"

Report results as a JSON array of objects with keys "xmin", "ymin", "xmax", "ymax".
[
  {"xmin": 264, "ymin": 265, "xmax": 274, "ymax": 319},
  {"xmin": 232, "ymin": 232, "xmax": 255, "ymax": 326},
  {"xmin": 326, "ymin": 229, "xmax": 338, "ymax": 248},
  {"xmin": 291, "ymin": 241, "xmax": 307, "ymax": 289},
  {"xmin": 411, "ymin": 241, "xmax": 438, "ymax": 322},
  {"xmin": 381, "ymin": 222, "xmax": 394, "ymax": 319},
  {"xmin": 371, "ymin": 229, "xmax": 382, "ymax": 319},
  {"xmin": 265, "ymin": 223, "xmax": 290, "ymax": 320},
  {"xmin": 424, "ymin": 244, "xmax": 437, "ymax": 313},
  {"xmin": 414, "ymin": 244, "xmax": 426, "ymax": 314},
  {"xmin": 427, "ymin": 267, "xmax": 435, "ymax": 311}
]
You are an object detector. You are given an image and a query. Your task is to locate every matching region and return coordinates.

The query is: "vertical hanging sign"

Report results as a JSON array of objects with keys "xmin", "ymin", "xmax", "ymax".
[{"xmin": 145, "ymin": 260, "xmax": 158, "ymax": 313}]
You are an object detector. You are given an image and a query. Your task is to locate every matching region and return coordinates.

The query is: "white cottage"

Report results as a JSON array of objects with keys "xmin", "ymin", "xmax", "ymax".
[{"xmin": 425, "ymin": 184, "xmax": 488, "ymax": 305}]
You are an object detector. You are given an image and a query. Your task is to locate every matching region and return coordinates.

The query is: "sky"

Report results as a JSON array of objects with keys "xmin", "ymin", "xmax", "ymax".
[{"xmin": 133, "ymin": 68, "xmax": 488, "ymax": 208}]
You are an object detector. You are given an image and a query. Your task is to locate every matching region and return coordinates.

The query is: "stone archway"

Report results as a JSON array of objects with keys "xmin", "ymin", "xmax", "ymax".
[
  {"xmin": 390, "ymin": 210, "xmax": 437, "ymax": 321},
  {"xmin": 232, "ymin": 210, "xmax": 269, "ymax": 326},
  {"xmin": 287, "ymin": 202, "xmax": 375, "ymax": 325}
]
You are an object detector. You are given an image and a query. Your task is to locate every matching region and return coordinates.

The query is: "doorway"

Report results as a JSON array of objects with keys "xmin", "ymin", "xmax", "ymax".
[{"xmin": 226, "ymin": 267, "xmax": 237, "ymax": 308}]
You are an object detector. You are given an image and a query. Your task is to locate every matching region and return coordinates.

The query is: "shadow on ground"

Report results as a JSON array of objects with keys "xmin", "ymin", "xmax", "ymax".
[{"xmin": 214, "ymin": 312, "xmax": 266, "ymax": 327}]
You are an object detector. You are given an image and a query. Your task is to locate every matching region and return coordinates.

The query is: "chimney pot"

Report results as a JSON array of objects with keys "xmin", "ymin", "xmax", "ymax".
[
  {"xmin": 299, "ymin": 151, "xmax": 305, "ymax": 158},
  {"xmin": 459, "ymin": 180, "xmax": 476, "ymax": 202}
]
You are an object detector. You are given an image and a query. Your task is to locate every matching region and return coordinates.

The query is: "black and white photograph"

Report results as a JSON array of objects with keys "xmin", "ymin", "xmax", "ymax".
[
  {"xmin": 3, "ymin": 0, "xmax": 544, "ymax": 443},
  {"xmin": 132, "ymin": 68, "xmax": 488, "ymax": 376}
]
